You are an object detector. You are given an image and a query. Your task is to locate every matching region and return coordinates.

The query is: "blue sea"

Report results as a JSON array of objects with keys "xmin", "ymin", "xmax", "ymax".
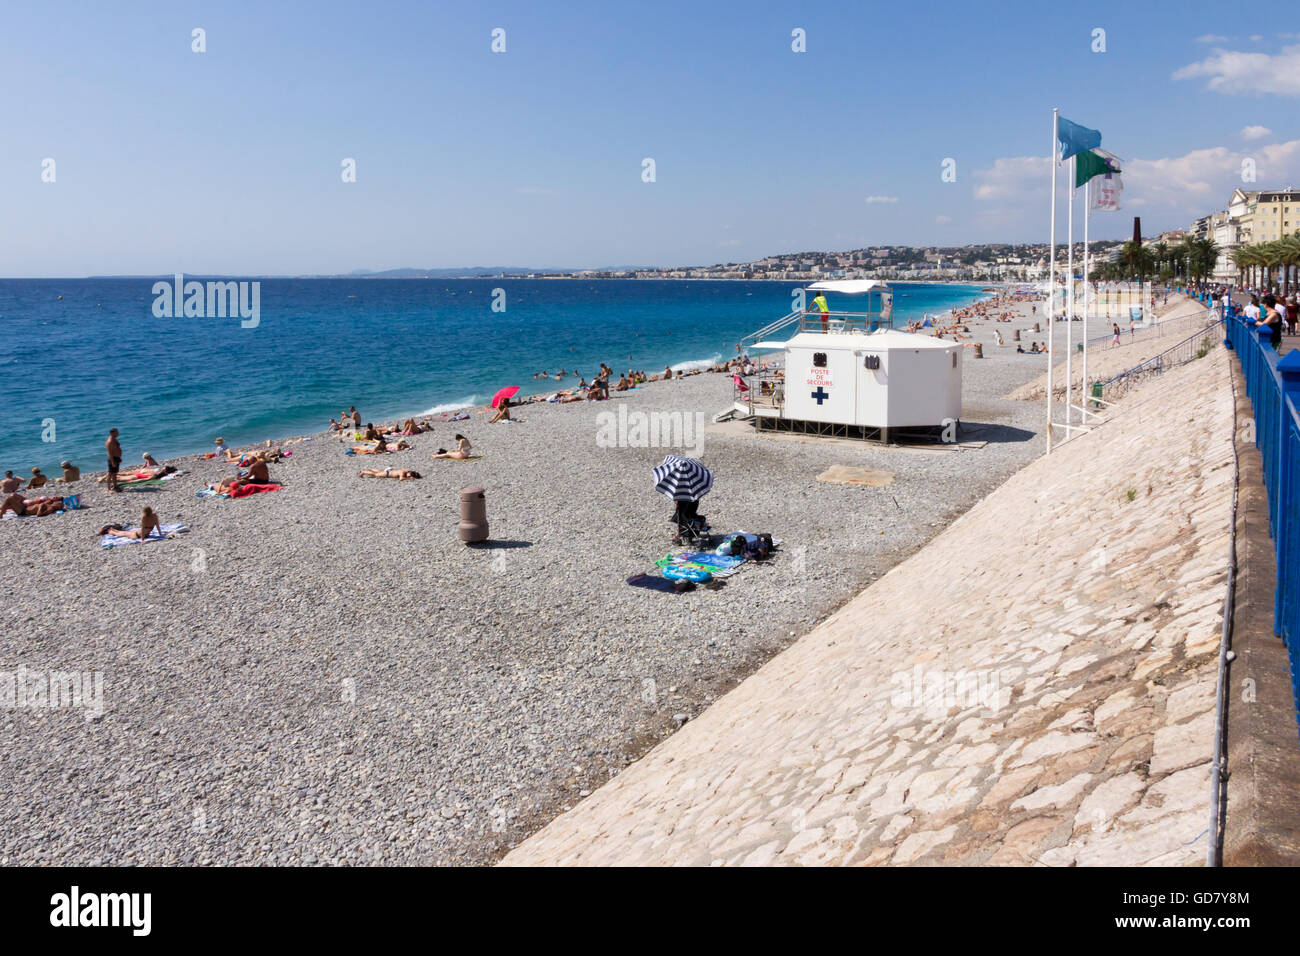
[{"xmin": 0, "ymin": 278, "xmax": 988, "ymax": 472}]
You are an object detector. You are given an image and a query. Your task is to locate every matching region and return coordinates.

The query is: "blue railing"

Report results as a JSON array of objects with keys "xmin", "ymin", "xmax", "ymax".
[{"xmin": 1223, "ymin": 307, "xmax": 1300, "ymax": 741}]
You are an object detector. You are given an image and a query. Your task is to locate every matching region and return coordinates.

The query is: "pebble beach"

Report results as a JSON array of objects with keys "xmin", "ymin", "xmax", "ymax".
[{"xmin": 2, "ymin": 291, "xmax": 1146, "ymax": 865}]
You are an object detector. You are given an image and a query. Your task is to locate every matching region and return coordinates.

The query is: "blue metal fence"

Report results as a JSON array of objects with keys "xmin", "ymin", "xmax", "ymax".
[{"xmin": 1223, "ymin": 305, "xmax": 1300, "ymax": 741}]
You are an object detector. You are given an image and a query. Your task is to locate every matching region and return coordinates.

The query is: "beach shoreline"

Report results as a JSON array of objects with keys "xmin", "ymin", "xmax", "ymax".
[{"xmin": 5, "ymin": 280, "xmax": 996, "ymax": 475}]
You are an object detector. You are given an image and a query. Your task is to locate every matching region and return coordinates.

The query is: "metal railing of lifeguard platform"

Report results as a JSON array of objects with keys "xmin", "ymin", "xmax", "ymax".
[
  {"xmin": 795, "ymin": 310, "xmax": 894, "ymax": 334},
  {"xmin": 739, "ymin": 309, "xmax": 894, "ymax": 351},
  {"xmin": 1223, "ymin": 307, "xmax": 1300, "ymax": 743}
]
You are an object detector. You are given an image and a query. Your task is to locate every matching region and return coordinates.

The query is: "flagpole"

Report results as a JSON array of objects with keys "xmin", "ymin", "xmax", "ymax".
[
  {"xmin": 1047, "ymin": 108, "xmax": 1058, "ymax": 454},
  {"xmin": 1065, "ymin": 156, "xmax": 1075, "ymax": 429},
  {"xmin": 1083, "ymin": 179, "xmax": 1092, "ymax": 419}
]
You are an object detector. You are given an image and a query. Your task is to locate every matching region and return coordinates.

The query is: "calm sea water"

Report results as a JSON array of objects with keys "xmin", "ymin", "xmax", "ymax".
[{"xmin": 0, "ymin": 278, "xmax": 987, "ymax": 471}]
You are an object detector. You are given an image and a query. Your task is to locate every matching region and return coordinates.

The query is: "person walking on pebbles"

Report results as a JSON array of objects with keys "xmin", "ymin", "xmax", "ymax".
[{"xmin": 105, "ymin": 428, "xmax": 122, "ymax": 494}]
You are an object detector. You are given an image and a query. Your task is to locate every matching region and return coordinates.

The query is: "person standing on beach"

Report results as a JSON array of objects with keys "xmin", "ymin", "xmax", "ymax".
[
  {"xmin": 811, "ymin": 291, "xmax": 830, "ymax": 331},
  {"xmin": 350, "ymin": 407, "xmax": 362, "ymax": 431},
  {"xmin": 105, "ymin": 428, "xmax": 122, "ymax": 494},
  {"xmin": 1112, "ymin": 322, "xmax": 1121, "ymax": 346}
]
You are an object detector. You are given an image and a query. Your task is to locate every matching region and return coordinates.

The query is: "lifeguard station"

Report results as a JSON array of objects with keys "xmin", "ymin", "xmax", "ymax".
[{"xmin": 726, "ymin": 280, "xmax": 962, "ymax": 443}]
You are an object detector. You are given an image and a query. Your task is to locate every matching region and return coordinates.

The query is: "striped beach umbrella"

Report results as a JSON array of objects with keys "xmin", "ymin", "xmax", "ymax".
[{"xmin": 652, "ymin": 455, "xmax": 713, "ymax": 502}]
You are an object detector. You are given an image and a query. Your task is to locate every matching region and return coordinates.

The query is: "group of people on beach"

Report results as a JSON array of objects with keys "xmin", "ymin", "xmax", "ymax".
[{"xmin": 5, "ymin": 343, "xmax": 766, "ymax": 530}]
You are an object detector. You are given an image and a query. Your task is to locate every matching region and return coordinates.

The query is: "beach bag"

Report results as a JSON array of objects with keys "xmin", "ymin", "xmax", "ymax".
[{"xmin": 63, "ymin": 494, "xmax": 81, "ymax": 511}]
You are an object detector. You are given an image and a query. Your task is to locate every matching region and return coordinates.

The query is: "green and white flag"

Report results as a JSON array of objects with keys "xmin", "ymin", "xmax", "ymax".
[{"xmin": 1082, "ymin": 148, "xmax": 1122, "ymax": 211}]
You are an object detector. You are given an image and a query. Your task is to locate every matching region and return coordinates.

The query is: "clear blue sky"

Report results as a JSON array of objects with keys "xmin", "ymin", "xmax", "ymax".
[{"xmin": 3, "ymin": 0, "xmax": 1298, "ymax": 275}]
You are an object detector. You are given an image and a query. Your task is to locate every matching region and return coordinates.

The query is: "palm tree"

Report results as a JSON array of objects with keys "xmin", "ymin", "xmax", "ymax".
[
  {"xmin": 1153, "ymin": 241, "xmax": 1170, "ymax": 277},
  {"xmin": 1191, "ymin": 237, "xmax": 1219, "ymax": 282},
  {"xmin": 1232, "ymin": 247, "xmax": 1252, "ymax": 287},
  {"xmin": 1277, "ymin": 232, "xmax": 1300, "ymax": 296},
  {"xmin": 1258, "ymin": 241, "xmax": 1283, "ymax": 293},
  {"xmin": 1119, "ymin": 240, "xmax": 1152, "ymax": 284}
]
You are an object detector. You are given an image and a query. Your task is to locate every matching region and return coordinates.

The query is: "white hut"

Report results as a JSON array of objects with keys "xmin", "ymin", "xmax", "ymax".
[{"xmin": 730, "ymin": 280, "xmax": 963, "ymax": 442}]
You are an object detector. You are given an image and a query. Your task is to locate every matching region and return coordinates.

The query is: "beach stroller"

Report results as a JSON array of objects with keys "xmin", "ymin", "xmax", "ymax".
[{"xmin": 653, "ymin": 455, "xmax": 713, "ymax": 545}]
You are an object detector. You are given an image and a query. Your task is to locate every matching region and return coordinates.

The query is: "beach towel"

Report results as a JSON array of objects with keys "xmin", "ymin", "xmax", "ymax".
[
  {"xmin": 228, "ymin": 482, "xmax": 281, "ymax": 498},
  {"xmin": 678, "ymin": 551, "xmax": 746, "ymax": 571},
  {"xmin": 99, "ymin": 523, "xmax": 189, "ymax": 548},
  {"xmin": 657, "ymin": 554, "xmax": 745, "ymax": 579}
]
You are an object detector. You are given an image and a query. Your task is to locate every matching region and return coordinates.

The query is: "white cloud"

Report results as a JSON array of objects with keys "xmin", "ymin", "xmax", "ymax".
[
  {"xmin": 1124, "ymin": 139, "xmax": 1300, "ymax": 210},
  {"xmin": 1250, "ymin": 34, "xmax": 1263, "ymax": 43},
  {"xmin": 935, "ymin": 215, "xmax": 952, "ymax": 224},
  {"xmin": 864, "ymin": 195, "xmax": 899, "ymax": 204},
  {"xmin": 972, "ymin": 156, "xmax": 1052, "ymax": 201},
  {"xmin": 1195, "ymin": 34, "xmax": 1229, "ymax": 44},
  {"xmin": 1241, "ymin": 124, "xmax": 1273, "ymax": 140},
  {"xmin": 1173, "ymin": 43, "xmax": 1300, "ymax": 95},
  {"xmin": 972, "ymin": 140, "xmax": 1300, "ymax": 217}
]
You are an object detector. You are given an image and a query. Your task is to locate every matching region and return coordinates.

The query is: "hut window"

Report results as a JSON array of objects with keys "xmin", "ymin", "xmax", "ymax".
[
  {"xmin": 813, "ymin": 352, "xmax": 827, "ymax": 368},
  {"xmin": 864, "ymin": 354, "xmax": 880, "ymax": 370}
]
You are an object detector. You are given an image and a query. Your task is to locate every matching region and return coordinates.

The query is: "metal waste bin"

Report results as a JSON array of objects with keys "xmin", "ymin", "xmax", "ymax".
[{"xmin": 458, "ymin": 486, "xmax": 488, "ymax": 543}]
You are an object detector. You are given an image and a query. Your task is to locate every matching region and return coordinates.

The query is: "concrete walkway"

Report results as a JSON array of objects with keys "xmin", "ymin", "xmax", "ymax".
[{"xmin": 504, "ymin": 346, "xmax": 1235, "ymax": 866}]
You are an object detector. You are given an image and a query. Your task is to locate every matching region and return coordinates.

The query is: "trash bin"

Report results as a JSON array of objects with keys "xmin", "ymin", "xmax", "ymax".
[{"xmin": 458, "ymin": 486, "xmax": 488, "ymax": 543}]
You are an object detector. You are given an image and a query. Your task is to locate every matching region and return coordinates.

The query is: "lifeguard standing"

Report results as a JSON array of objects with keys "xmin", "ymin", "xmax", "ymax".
[{"xmin": 811, "ymin": 291, "xmax": 830, "ymax": 331}]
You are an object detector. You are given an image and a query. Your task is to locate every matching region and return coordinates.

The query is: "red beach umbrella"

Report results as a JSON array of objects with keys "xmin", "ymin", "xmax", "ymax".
[{"xmin": 491, "ymin": 385, "xmax": 520, "ymax": 408}]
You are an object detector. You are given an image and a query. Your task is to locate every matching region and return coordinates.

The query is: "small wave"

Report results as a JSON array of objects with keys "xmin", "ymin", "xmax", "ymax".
[
  {"xmin": 670, "ymin": 354, "xmax": 724, "ymax": 372},
  {"xmin": 419, "ymin": 396, "xmax": 480, "ymax": 415}
]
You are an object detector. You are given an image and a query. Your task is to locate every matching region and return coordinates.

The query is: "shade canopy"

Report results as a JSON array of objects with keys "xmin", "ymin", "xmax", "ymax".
[
  {"xmin": 806, "ymin": 279, "xmax": 889, "ymax": 295},
  {"xmin": 652, "ymin": 456, "xmax": 713, "ymax": 502},
  {"xmin": 491, "ymin": 386, "xmax": 520, "ymax": 408}
]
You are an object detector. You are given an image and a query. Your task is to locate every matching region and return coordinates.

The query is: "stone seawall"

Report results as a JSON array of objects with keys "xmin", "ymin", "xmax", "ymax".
[{"xmin": 505, "ymin": 346, "xmax": 1236, "ymax": 866}]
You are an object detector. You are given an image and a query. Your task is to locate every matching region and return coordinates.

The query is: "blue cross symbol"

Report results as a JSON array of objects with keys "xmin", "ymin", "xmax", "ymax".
[{"xmin": 811, "ymin": 386, "xmax": 830, "ymax": 404}]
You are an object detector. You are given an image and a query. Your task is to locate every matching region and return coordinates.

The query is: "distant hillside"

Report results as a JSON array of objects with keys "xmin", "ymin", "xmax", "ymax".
[{"xmin": 341, "ymin": 267, "xmax": 562, "ymax": 278}]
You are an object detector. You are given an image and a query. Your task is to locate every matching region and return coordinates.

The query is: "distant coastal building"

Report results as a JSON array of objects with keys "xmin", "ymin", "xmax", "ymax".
[
  {"xmin": 1188, "ymin": 187, "xmax": 1300, "ymax": 282},
  {"xmin": 1246, "ymin": 188, "xmax": 1300, "ymax": 243}
]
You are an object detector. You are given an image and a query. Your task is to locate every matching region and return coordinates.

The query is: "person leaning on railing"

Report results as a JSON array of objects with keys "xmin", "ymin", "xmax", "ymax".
[{"xmin": 1260, "ymin": 295, "xmax": 1284, "ymax": 350}]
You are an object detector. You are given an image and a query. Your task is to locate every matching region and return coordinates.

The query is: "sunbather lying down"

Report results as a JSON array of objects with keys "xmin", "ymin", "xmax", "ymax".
[
  {"xmin": 205, "ymin": 473, "xmax": 277, "ymax": 495},
  {"xmin": 118, "ymin": 465, "xmax": 179, "ymax": 484},
  {"xmin": 352, "ymin": 437, "xmax": 411, "ymax": 454},
  {"xmin": 361, "ymin": 468, "xmax": 421, "ymax": 480},
  {"xmin": 2, "ymin": 493, "xmax": 67, "ymax": 517},
  {"xmin": 99, "ymin": 506, "xmax": 165, "ymax": 540}
]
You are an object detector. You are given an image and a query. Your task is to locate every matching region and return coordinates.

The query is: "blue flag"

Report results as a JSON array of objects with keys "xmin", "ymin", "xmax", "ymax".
[{"xmin": 1057, "ymin": 117, "xmax": 1101, "ymax": 161}]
